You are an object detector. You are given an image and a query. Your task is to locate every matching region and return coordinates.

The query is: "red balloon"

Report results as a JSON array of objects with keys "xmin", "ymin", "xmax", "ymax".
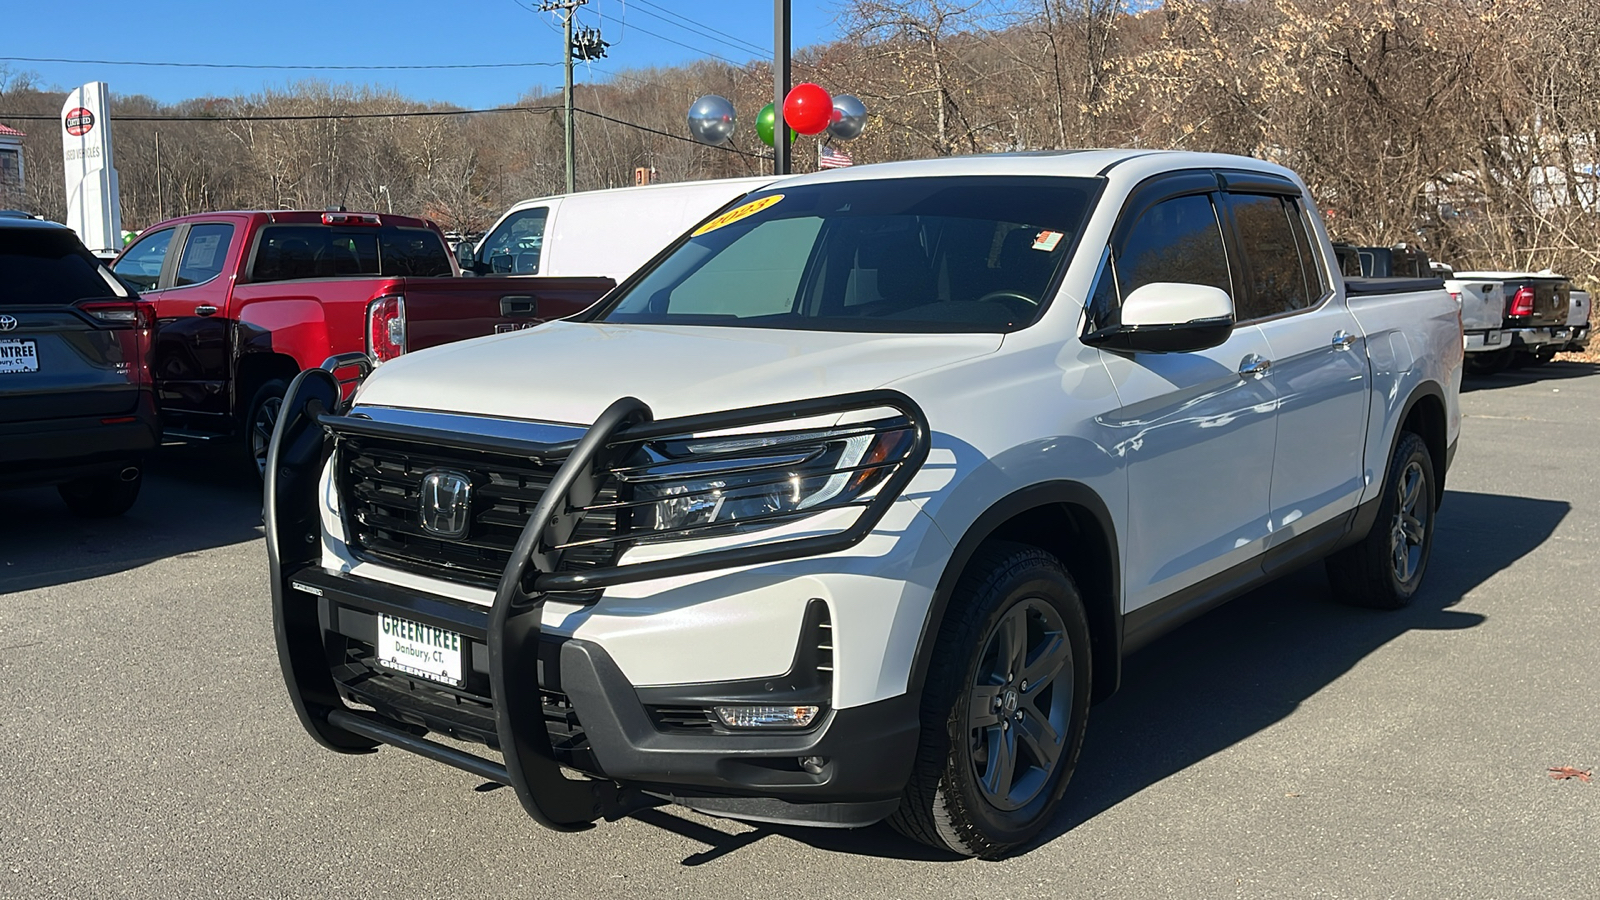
[{"xmin": 783, "ymin": 83, "xmax": 833, "ymax": 136}]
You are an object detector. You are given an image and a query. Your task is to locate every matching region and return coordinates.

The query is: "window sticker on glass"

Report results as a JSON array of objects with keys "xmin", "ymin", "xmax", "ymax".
[
  {"xmin": 692, "ymin": 194, "xmax": 784, "ymax": 237},
  {"xmin": 186, "ymin": 234, "xmax": 221, "ymax": 269},
  {"xmin": 1032, "ymin": 230, "xmax": 1064, "ymax": 252}
]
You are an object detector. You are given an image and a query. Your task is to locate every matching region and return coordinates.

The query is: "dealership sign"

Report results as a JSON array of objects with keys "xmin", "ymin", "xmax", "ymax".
[{"xmin": 60, "ymin": 83, "xmax": 122, "ymax": 256}]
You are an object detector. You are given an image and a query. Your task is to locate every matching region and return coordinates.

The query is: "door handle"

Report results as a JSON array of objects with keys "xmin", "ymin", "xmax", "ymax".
[
  {"xmin": 500, "ymin": 295, "xmax": 539, "ymax": 317},
  {"xmin": 1332, "ymin": 331, "xmax": 1357, "ymax": 349},
  {"xmin": 1238, "ymin": 355, "xmax": 1272, "ymax": 378},
  {"xmin": 194, "ymin": 305, "xmax": 218, "ymax": 317}
]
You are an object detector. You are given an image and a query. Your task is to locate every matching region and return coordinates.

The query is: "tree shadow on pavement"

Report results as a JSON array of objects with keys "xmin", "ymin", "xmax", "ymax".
[
  {"xmin": 1461, "ymin": 360, "xmax": 1597, "ymax": 392},
  {"xmin": 625, "ymin": 489, "xmax": 1567, "ymax": 865},
  {"xmin": 0, "ymin": 442, "xmax": 264, "ymax": 595}
]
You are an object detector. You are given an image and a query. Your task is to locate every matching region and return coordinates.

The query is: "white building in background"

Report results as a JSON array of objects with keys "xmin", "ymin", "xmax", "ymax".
[{"xmin": 0, "ymin": 123, "xmax": 24, "ymax": 209}]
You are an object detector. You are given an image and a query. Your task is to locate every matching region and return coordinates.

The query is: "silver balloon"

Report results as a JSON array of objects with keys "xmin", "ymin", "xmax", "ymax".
[
  {"xmin": 687, "ymin": 94, "xmax": 737, "ymax": 147},
  {"xmin": 827, "ymin": 94, "xmax": 868, "ymax": 141}
]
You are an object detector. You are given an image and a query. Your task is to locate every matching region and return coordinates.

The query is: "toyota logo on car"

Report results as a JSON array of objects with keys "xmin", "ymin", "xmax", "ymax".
[{"xmin": 0, "ymin": 315, "xmax": 17, "ymax": 332}]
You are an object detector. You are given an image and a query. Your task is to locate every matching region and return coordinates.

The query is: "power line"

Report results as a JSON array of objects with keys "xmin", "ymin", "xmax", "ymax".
[
  {"xmin": 601, "ymin": 17, "xmax": 749, "ymax": 66},
  {"xmin": 0, "ymin": 105, "xmax": 561, "ymax": 122},
  {"xmin": 625, "ymin": 0, "xmax": 771, "ymax": 57},
  {"xmin": 0, "ymin": 55, "xmax": 563, "ymax": 71}
]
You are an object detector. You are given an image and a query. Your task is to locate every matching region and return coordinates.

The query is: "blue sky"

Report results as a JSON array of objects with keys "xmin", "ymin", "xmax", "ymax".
[{"xmin": 2, "ymin": 0, "xmax": 843, "ymax": 107}]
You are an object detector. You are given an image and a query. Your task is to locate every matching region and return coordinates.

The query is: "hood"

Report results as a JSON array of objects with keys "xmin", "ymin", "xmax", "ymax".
[{"xmin": 355, "ymin": 321, "xmax": 1002, "ymax": 424}]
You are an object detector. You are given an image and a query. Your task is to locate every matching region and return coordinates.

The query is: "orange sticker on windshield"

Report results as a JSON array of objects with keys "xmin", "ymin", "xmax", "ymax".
[{"xmin": 692, "ymin": 194, "xmax": 784, "ymax": 237}]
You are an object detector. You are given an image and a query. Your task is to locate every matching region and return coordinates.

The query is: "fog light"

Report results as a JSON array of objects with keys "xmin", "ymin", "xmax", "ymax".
[{"xmin": 713, "ymin": 705, "xmax": 820, "ymax": 728}]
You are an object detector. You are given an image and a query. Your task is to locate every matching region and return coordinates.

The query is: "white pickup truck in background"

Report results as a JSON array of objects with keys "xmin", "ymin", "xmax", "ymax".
[{"xmin": 266, "ymin": 150, "xmax": 1463, "ymax": 859}]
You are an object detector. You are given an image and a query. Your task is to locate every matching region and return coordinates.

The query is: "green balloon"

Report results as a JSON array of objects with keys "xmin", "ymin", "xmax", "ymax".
[{"xmin": 756, "ymin": 103, "xmax": 797, "ymax": 148}]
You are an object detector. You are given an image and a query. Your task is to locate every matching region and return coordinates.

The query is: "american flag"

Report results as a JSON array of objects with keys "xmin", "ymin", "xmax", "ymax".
[{"xmin": 819, "ymin": 145, "xmax": 854, "ymax": 169}]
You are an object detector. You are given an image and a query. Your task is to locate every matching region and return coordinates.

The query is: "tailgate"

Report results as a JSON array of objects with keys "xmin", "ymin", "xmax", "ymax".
[
  {"xmin": 1507, "ymin": 277, "xmax": 1569, "ymax": 328},
  {"xmin": 394, "ymin": 275, "xmax": 615, "ymax": 354},
  {"xmin": 1449, "ymin": 280, "xmax": 1504, "ymax": 331}
]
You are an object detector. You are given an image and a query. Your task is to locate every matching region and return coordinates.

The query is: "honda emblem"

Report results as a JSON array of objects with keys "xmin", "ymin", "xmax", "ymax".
[{"xmin": 419, "ymin": 470, "xmax": 473, "ymax": 539}]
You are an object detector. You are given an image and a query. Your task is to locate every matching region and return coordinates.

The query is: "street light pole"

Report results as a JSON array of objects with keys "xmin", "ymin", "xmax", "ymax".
[{"xmin": 774, "ymin": 0, "xmax": 791, "ymax": 176}]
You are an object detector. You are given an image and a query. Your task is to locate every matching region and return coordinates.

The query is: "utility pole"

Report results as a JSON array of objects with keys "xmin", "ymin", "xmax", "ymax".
[
  {"xmin": 538, "ymin": 0, "xmax": 606, "ymax": 194},
  {"xmin": 774, "ymin": 0, "xmax": 791, "ymax": 176}
]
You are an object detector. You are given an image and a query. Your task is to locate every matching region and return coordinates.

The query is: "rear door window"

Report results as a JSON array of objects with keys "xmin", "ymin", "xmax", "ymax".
[
  {"xmin": 174, "ymin": 223, "xmax": 235, "ymax": 287},
  {"xmin": 113, "ymin": 227, "xmax": 175, "ymax": 291},
  {"xmin": 1227, "ymin": 194, "xmax": 1320, "ymax": 319}
]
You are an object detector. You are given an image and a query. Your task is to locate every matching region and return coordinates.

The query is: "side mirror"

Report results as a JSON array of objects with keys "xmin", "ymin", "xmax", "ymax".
[
  {"xmin": 1083, "ymin": 282, "xmax": 1235, "ymax": 354},
  {"xmin": 454, "ymin": 241, "xmax": 480, "ymax": 275}
]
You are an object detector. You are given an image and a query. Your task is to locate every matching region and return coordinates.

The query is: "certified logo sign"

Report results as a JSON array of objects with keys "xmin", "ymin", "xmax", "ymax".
[
  {"xmin": 418, "ymin": 470, "xmax": 473, "ymax": 539},
  {"xmin": 64, "ymin": 107, "xmax": 95, "ymax": 136},
  {"xmin": 0, "ymin": 315, "xmax": 17, "ymax": 332}
]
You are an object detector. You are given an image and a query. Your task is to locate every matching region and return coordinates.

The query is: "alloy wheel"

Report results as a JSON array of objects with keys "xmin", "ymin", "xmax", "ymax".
[
  {"xmin": 1389, "ymin": 459, "xmax": 1428, "ymax": 584},
  {"xmin": 967, "ymin": 597, "xmax": 1074, "ymax": 811}
]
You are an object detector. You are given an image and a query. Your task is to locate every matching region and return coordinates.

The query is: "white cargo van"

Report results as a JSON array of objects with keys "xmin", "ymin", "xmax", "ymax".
[{"xmin": 461, "ymin": 176, "xmax": 777, "ymax": 281}]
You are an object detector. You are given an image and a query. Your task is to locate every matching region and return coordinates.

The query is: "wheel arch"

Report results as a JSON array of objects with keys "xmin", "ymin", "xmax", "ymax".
[
  {"xmin": 911, "ymin": 482, "xmax": 1123, "ymax": 705},
  {"xmin": 1396, "ymin": 380, "xmax": 1448, "ymax": 504},
  {"xmin": 234, "ymin": 351, "xmax": 301, "ymax": 423}
]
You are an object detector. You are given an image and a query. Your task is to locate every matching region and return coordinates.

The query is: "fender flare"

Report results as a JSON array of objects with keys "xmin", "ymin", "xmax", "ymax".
[{"xmin": 907, "ymin": 481, "xmax": 1123, "ymax": 705}]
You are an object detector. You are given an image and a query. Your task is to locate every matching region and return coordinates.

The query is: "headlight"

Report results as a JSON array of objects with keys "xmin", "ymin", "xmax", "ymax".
[{"xmin": 619, "ymin": 420, "xmax": 917, "ymax": 541}]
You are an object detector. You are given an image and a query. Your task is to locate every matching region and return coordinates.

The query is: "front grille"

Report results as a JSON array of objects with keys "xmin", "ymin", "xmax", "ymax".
[{"xmin": 338, "ymin": 434, "xmax": 619, "ymax": 588}]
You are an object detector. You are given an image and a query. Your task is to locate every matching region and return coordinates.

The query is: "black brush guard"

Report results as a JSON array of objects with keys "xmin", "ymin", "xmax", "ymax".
[{"xmin": 266, "ymin": 366, "xmax": 928, "ymax": 831}]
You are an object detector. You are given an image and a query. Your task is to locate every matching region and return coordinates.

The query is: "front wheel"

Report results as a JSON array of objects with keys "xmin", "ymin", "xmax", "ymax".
[
  {"xmin": 1327, "ymin": 431, "xmax": 1436, "ymax": 609},
  {"xmin": 889, "ymin": 542, "xmax": 1091, "ymax": 859}
]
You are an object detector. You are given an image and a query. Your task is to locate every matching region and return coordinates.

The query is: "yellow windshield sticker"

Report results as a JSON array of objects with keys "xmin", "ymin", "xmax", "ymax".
[{"xmin": 692, "ymin": 194, "xmax": 784, "ymax": 237}]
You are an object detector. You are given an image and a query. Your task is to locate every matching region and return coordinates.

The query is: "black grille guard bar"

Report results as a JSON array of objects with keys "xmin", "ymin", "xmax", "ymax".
[{"xmin": 266, "ymin": 366, "xmax": 929, "ymax": 831}]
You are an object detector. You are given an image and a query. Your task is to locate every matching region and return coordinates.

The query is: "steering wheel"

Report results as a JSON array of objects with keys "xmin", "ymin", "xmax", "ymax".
[{"xmin": 976, "ymin": 290, "xmax": 1041, "ymax": 320}]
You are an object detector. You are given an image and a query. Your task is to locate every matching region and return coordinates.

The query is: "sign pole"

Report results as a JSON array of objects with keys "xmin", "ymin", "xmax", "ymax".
[{"xmin": 774, "ymin": 0, "xmax": 791, "ymax": 176}]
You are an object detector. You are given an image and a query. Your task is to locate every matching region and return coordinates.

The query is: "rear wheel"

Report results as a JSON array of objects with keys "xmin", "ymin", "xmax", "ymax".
[
  {"xmin": 890, "ymin": 542, "xmax": 1091, "ymax": 859},
  {"xmin": 244, "ymin": 378, "xmax": 288, "ymax": 481},
  {"xmin": 58, "ymin": 470, "xmax": 142, "ymax": 517},
  {"xmin": 1327, "ymin": 431, "xmax": 1435, "ymax": 609}
]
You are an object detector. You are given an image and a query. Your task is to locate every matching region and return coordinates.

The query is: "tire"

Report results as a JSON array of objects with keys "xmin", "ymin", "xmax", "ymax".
[
  {"xmin": 58, "ymin": 469, "xmax": 142, "ymax": 517},
  {"xmin": 1326, "ymin": 432, "xmax": 1436, "ymax": 609},
  {"xmin": 244, "ymin": 378, "xmax": 289, "ymax": 481},
  {"xmin": 1464, "ymin": 349, "xmax": 1511, "ymax": 375},
  {"xmin": 889, "ymin": 542, "xmax": 1092, "ymax": 859}
]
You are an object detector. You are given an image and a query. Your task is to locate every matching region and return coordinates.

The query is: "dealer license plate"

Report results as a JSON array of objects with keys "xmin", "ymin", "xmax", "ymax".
[
  {"xmin": 0, "ymin": 339, "xmax": 39, "ymax": 375},
  {"xmin": 375, "ymin": 613, "xmax": 463, "ymax": 687}
]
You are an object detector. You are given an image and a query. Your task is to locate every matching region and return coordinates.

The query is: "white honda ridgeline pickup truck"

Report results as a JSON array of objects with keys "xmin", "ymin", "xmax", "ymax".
[{"xmin": 266, "ymin": 150, "xmax": 1463, "ymax": 858}]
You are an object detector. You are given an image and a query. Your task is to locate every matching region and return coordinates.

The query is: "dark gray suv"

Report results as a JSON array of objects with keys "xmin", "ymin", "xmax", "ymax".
[{"xmin": 1, "ymin": 217, "xmax": 159, "ymax": 516}]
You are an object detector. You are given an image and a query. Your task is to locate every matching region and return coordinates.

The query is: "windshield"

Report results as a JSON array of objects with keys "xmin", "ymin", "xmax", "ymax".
[{"xmin": 590, "ymin": 176, "xmax": 1098, "ymax": 333}]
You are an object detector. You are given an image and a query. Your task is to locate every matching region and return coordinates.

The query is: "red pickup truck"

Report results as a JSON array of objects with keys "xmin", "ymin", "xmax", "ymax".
[{"xmin": 112, "ymin": 210, "xmax": 614, "ymax": 475}]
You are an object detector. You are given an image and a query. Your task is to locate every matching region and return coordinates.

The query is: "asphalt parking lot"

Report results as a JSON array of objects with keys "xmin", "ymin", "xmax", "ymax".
[{"xmin": 2, "ymin": 362, "xmax": 1596, "ymax": 899}]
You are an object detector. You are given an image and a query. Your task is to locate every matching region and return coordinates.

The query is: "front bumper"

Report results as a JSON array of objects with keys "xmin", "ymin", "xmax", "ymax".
[
  {"xmin": 266, "ymin": 368, "xmax": 928, "ymax": 830},
  {"xmin": 284, "ymin": 565, "xmax": 916, "ymax": 825}
]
